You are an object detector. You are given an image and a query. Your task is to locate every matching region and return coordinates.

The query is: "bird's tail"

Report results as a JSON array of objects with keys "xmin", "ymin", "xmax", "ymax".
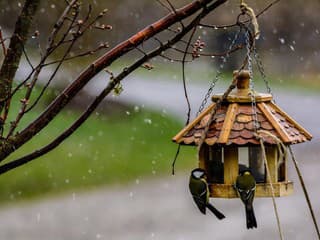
[
  {"xmin": 206, "ymin": 203, "xmax": 225, "ymax": 220},
  {"xmin": 245, "ymin": 204, "xmax": 257, "ymax": 229}
]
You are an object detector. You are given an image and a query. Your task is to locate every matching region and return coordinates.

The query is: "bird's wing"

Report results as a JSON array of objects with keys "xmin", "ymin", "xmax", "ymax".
[
  {"xmin": 239, "ymin": 186, "xmax": 256, "ymax": 202},
  {"xmin": 191, "ymin": 180, "xmax": 207, "ymax": 214}
]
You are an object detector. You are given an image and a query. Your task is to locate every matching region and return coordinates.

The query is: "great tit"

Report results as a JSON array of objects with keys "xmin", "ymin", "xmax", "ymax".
[
  {"xmin": 189, "ymin": 168, "xmax": 225, "ymax": 220},
  {"xmin": 235, "ymin": 170, "xmax": 257, "ymax": 229}
]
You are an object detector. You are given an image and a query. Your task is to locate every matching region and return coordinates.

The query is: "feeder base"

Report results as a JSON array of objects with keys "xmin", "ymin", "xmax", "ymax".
[{"xmin": 209, "ymin": 181, "xmax": 293, "ymax": 198}]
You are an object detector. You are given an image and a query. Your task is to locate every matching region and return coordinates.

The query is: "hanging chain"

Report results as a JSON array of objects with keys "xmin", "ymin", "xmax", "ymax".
[
  {"xmin": 196, "ymin": 27, "xmax": 242, "ymax": 116},
  {"xmin": 252, "ymin": 47, "xmax": 276, "ymax": 103},
  {"xmin": 196, "ymin": 71, "xmax": 221, "ymax": 116},
  {"xmin": 245, "ymin": 30, "xmax": 259, "ymax": 131},
  {"xmin": 252, "ymin": 48, "xmax": 271, "ymax": 93}
]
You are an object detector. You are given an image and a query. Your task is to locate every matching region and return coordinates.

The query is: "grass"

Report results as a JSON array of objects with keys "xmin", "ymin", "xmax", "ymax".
[
  {"xmin": 1, "ymin": 62, "xmax": 317, "ymax": 205},
  {"xmin": 0, "ymin": 87, "xmax": 197, "ymax": 204}
]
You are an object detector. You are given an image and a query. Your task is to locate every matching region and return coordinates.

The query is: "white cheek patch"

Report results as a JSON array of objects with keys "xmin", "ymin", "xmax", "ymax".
[{"xmin": 193, "ymin": 171, "xmax": 204, "ymax": 178}]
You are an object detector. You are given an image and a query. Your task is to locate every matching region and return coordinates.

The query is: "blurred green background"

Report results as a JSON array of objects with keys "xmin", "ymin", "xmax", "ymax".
[{"xmin": 0, "ymin": 0, "xmax": 318, "ymax": 204}]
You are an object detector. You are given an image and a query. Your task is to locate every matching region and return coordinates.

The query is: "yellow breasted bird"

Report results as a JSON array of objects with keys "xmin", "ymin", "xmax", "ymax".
[
  {"xmin": 189, "ymin": 168, "xmax": 225, "ymax": 220},
  {"xmin": 235, "ymin": 170, "xmax": 257, "ymax": 229}
]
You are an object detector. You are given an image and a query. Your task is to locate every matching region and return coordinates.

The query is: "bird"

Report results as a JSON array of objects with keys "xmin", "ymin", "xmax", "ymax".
[
  {"xmin": 189, "ymin": 168, "xmax": 225, "ymax": 220},
  {"xmin": 235, "ymin": 169, "xmax": 257, "ymax": 229}
]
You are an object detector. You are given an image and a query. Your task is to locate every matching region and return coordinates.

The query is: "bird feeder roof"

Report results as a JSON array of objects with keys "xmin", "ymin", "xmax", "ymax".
[{"xmin": 172, "ymin": 71, "xmax": 312, "ymax": 146}]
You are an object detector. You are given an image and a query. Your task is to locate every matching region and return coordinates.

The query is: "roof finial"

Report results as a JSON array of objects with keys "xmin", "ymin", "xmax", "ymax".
[{"xmin": 233, "ymin": 70, "xmax": 250, "ymax": 95}]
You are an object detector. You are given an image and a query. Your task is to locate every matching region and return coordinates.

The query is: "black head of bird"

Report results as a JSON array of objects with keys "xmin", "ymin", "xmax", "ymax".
[{"xmin": 189, "ymin": 168, "xmax": 225, "ymax": 220}]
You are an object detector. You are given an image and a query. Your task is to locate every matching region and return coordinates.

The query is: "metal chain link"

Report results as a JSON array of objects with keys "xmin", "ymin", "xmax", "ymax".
[
  {"xmin": 252, "ymin": 47, "xmax": 275, "ymax": 102},
  {"xmin": 196, "ymin": 27, "xmax": 242, "ymax": 116},
  {"xmin": 245, "ymin": 30, "xmax": 259, "ymax": 131}
]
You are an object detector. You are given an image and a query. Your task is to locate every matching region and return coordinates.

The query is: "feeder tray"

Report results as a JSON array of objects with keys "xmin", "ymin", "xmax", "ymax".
[{"xmin": 173, "ymin": 70, "xmax": 312, "ymax": 198}]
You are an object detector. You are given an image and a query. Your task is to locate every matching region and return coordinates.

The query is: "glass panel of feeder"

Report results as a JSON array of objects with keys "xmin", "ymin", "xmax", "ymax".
[
  {"xmin": 205, "ymin": 146, "xmax": 223, "ymax": 183},
  {"xmin": 238, "ymin": 147, "xmax": 249, "ymax": 171},
  {"xmin": 249, "ymin": 146, "xmax": 265, "ymax": 183}
]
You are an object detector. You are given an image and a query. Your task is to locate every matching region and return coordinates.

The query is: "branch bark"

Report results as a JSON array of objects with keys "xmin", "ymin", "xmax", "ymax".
[
  {"xmin": 0, "ymin": 0, "xmax": 228, "ymax": 172},
  {"xmin": 0, "ymin": 0, "xmax": 41, "ymax": 114},
  {"xmin": 0, "ymin": 0, "xmax": 227, "ymax": 161}
]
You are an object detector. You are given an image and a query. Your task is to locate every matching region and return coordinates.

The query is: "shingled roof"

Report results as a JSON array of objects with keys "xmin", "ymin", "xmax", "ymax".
[{"xmin": 172, "ymin": 71, "xmax": 312, "ymax": 146}]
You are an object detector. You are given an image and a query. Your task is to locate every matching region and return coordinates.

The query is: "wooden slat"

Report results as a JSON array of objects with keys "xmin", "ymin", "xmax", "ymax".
[
  {"xmin": 217, "ymin": 103, "xmax": 238, "ymax": 143},
  {"xmin": 172, "ymin": 103, "xmax": 216, "ymax": 143},
  {"xmin": 257, "ymin": 102, "xmax": 291, "ymax": 143},
  {"xmin": 209, "ymin": 182, "xmax": 294, "ymax": 198},
  {"xmin": 198, "ymin": 146, "xmax": 205, "ymax": 169},
  {"xmin": 269, "ymin": 101, "xmax": 313, "ymax": 140}
]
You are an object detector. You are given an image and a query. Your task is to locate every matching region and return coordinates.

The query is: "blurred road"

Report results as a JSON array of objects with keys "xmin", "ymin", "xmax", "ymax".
[
  {"xmin": 0, "ymin": 77, "xmax": 319, "ymax": 240},
  {"xmin": 0, "ymin": 144, "xmax": 318, "ymax": 240}
]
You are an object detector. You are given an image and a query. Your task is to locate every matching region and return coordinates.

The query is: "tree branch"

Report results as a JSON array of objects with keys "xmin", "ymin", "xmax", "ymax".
[
  {"xmin": 199, "ymin": 0, "xmax": 281, "ymax": 29},
  {"xmin": 0, "ymin": 0, "xmax": 229, "ymax": 170},
  {"xmin": 0, "ymin": 0, "xmax": 227, "ymax": 162},
  {"xmin": 0, "ymin": 0, "xmax": 41, "ymax": 120}
]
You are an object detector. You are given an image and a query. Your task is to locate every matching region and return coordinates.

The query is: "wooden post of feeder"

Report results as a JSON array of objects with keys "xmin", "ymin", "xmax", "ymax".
[
  {"xmin": 266, "ymin": 146, "xmax": 278, "ymax": 183},
  {"xmin": 224, "ymin": 147, "xmax": 239, "ymax": 184}
]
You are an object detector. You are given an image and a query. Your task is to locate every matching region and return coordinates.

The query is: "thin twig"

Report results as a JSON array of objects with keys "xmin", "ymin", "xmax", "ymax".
[
  {"xmin": 155, "ymin": 0, "xmax": 172, "ymax": 12},
  {"xmin": 0, "ymin": 28, "xmax": 7, "ymax": 56},
  {"xmin": 160, "ymin": 54, "xmax": 193, "ymax": 63},
  {"xmin": 165, "ymin": 0, "xmax": 185, "ymax": 29},
  {"xmin": 47, "ymin": 0, "xmax": 78, "ymax": 52},
  {"xmin": 0, "ymin": 0, "xmax": 41, "ymax": 126},
  {"xmin": 199, "ymin": 0, "xmax": 281, "ymax": 29},
  {"xmin": 21, "ymin": 44, "xmax": 35, "ymax": 70},
  {"xmin": 25, "ymin": 37, "xmax": 79, "ymax": 114},
  {"xmin": 0, "ymin": 0, "xmax": 229, "ymax": 168},
  {"xmin": 42, "ymin": 43, "xmax": 109, "ymax": 66},
  {"xmin": 6, "ymin": 2, "xmax": 81, "ymax": 137},
  {"xmin": 171, "ymin": 44, "xmax": 244, "ymax": 57},
  {"xmin": 182, "ymin": 26, "xmax": 197, "ymax": 125}
]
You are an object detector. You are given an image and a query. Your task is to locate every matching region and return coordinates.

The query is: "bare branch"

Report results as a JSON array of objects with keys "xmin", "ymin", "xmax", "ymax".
[
  {"xmin": 160, "ymin": 54, "xmax": 193, "ymax": 63},
  {"xmin": 43, "ymin": 43, "xmax": 109, "ymax": 66},
  {"xmin": 171, "ymin": 44, "xmax": 244, "ymax": 57},
  {"xmin": 6, "ymin": 4, "xmax": 82, "ymax": 138},
  {"xmin": 21, "ymin": 44, "xmax": 35, "ymax": 70},
  {"xmin": 47, "ymin": 0, "xmax": 78, "ymax": 52},
  {"xmin": 181, "ymin": 26, "xmax": 197, "ymax": 125},
  {"xmin": 155, "ymin": 0, "xmax": 172, "ymax": 12},
  {"xmin": 0, "ymin": 28, "xmax": 7, "ymax": 56},
  {"xmin": 0, "ymin": 0, "xmax": 228, "ymax": 162},
  {"xmin": 0, "ymin": 0, "xmax": 41, "ymax": 120},
  {"xmin": 199, "ymin": 0, "xmax": 281, "ymax": 29},
  {"xmin": 24, "ymin": 39, "xmax": 79, "ymax": 114},
  {"xmin": 0, "ymin": 11, "xmax": 200, "ymax": 173}
]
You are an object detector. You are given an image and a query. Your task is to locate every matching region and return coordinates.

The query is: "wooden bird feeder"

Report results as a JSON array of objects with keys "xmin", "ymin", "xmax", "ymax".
[{"xmin": 173, "ymin": 70, "xmax": 312, "ymax": 198}]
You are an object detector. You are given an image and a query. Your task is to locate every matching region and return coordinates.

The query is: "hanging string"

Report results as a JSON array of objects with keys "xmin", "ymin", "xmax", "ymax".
[
  {"xmin": 171, "ymin": 25, "xmax": 198, "ymax": 175},
  {"xmin": 240, "ymin": 1, "xmax": 260, "ymax": 39},
  {"xmin": 288, "ymin": 146, "xmax": 320, "ymax": 240},
  {"xmin": 257, "ymin": 130, "xmax": 287, "ymax": 160},
  {"xmin": 256, "ymin": 132, "xmax": 285, "ymax": 240},
  {"xmin": 171, "ymin": 144, "xmax": 181, "ymax": 175},
  {"xmin": 182, "ymin": 26, "xmax": 197, "ymax": 126},
  {"xmin": 196, "ymin": 26, "xmax": 243, "ymax": 117}
]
